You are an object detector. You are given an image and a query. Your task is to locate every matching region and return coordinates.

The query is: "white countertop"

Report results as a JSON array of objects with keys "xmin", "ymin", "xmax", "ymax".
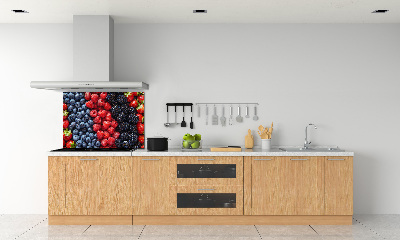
[{"xmin": 48, "ymin": 147, "xmax": 354, "ymax": 157}]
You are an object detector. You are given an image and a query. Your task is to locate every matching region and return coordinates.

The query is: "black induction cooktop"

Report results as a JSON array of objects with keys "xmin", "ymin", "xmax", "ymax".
[{"xmin": 51, "ymin": 148, "xmax": 133, "ymax": 152}]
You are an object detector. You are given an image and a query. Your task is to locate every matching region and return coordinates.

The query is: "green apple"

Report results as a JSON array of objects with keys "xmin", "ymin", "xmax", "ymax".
[
  {"xmin": 194, "ymin": 134, "xmax": 201, "ymax": 141},
  {"xmin": 191, "ymin": 141, "xmax": 200, "ymax": 149},
  {"xmin": 186, "ymin": 135, "xmax": 195, "ymax": 142},
  {"xmin": 182, "ymin": 140, "xmax": 191, "ymax": 149},
  {"xmin": 183, "ymin": 133, "xmax": 193, "ymax": 140}
]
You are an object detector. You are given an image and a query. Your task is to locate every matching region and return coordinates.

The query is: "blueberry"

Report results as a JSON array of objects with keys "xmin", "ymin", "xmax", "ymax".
[
  {"xmin": 87, "ymin": 143, "xmax": 93, "ymax": 148},
  {"xmin": 82, "ymin": 105, "xmax": 87, "ymax": 111},
  {"xmin": 88, "ymin": 120, "xmax": 94, "ymax": 126},
  {"xmin": 76, "ymin": 140, "xmax": 82, "ymax": 147},
  {"xmin": 81, "ymin": 128, "xmax": 87, "ymax": 133},
  {"xmin": 68, "ymin": 92, "xmax": 74, "ymax": 99},
  {"xmin": 73, "ymin": 129, "xmax": 79, "ymax": 135},
  {"xmin": 63, "ymin": 93, "xmax": 68, "ymax": 98},
  {"xmin": 86, "ymin": 137, "xmax": 91, "ymax": 143},
  {"xmin": 81, "ymin": 110, "xmax": 86, "ymax": 116},
  {"xmin": 76, "ymin": 112, "xmax": 82, "ymax": 119},
  {"xmin": 79, "ymin": 122, "xmax": 85, "ymax": 128},
  {"xmin": 83, "ymin": 115, "xmax": 90, "ymax": 122},
  {"xmin": 78, "ymin": 107, "xmax": 82, "ymax": 112},
  {"xmin": 89, "ymin": 133, "xmax": 94, "ymax": 138},
  {"xmin": 75, "ymin": 124, "xmax": 81, "ymax": 130},
  {"xmin": 95, "ymin": 141, "xmax": 101, "ymax": 147},
  {"xmin": 82, "ymin": 142, "xmax": 87, "ymax": 148},
  {"xmin": 88, "ymin": 128, "xmax": 93, "ymax": 133},
  {"xmin": 75, "ymin": 102, "xmax": 81, "ymax": 108},
  {"xmin": 64, "ymin": 98, "xmax": 70, "ymax": 104},
  {"xmin": 73, "ymin": 135, "xmax": 79, "ymax": 141},
  {"xmin": 69, "ymin": 122, "xmax": 76, "ymax": 129},
  {"xmin": 69, "ymin": 99, "xmax": 76, "ymax": 105},
  {"xmin": 75, "ymin": 93, "xmax": 81, "ymax": 100},
  {"xmin": 68, "ymin": 105, "xmax": 74, "ymax": 112},
  {"xmin": 85, "ymin": 123, "xmax": 90, "ymax": 129},
  {"xmin": 80, "ymin": 99, "xmax": 86, "ymax": 105},
  {"xmin": 72, "ymin": 108, "xmax": 77, "ymax": 113},
  {"xmin": 93, "ymin": 145, "xmax": 99, "ymax": 148},
  {"xmin": 80, "ymin": 135, "xmax": 86, "ymax": 140},
  {"xmin": 86, "ymin": 109, "xmax": 91, "ymax": 115},
  {"xmin": 79, "ymin": 131, "xmax": 83, "ymax": 136},
  {"xmin": 91, "ymin": 139, "xmax": 97, "ymax": 145}
]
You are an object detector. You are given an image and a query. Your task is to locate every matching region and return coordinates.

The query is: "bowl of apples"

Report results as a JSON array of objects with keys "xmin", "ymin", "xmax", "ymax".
[{"xmin": 182, "ymin": 133, "xmax": 202, "ymax": 151}]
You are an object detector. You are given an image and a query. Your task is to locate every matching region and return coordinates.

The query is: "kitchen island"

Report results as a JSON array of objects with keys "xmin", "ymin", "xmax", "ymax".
[{"xmin": 48, "ymin": 148, "xmax": 353, "ymax": 225}]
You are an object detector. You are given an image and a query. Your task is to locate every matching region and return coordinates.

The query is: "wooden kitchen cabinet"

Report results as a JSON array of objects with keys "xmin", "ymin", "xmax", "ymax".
[
  {"xmin": 49, "ymin": 156, "xmax": 133, "ymax": 216},
  {"xmin": 134, "ymin": 157, "xmax": 171, "ymax": 215},
  {"xmin": 250, "ymin": 156, "xmax": 324, "ymax": 215},
  {"xmin": 324, "ymin": 157, "xmax": 353, "ymax": 215}
]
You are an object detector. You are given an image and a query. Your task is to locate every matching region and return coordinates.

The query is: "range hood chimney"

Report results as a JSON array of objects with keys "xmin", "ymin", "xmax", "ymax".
[{"xmin": 30, "ymin": 15, "xmax": 149, "ymax": 91}]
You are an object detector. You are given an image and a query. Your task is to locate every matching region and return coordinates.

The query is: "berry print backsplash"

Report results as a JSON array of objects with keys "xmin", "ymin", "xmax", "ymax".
[{"xmin": 63, "ymin": 92, "xmax": 144, "ymax": 149}]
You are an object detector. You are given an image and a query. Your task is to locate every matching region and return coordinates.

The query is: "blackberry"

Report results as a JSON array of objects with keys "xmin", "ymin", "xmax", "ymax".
[
  {"xmin": 120, "ymin": 132, "xmax": 129, "ymax": 141},
  {"xmin": 127, "ymin": 114, "xmax": 138, "ymax": 124},
  {"xmin": 122, "ymin": 141, "xmax": 130, "ymax": 149},
  {"xmin": 116, "ymin": 113, "xmax": 126, "ymax": 122},
  {"xmin": 117, "ymin": 95, "xmax": 127, "ymax": 104},
  {"xmin": 128, "ymin": 107, "xmax": 136, "ymax": 115}
]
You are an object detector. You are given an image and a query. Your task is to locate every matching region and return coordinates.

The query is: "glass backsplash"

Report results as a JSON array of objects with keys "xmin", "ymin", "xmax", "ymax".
[{"xmin": 63, "ymin": 92, "xmax": 144, "ymax": 149}]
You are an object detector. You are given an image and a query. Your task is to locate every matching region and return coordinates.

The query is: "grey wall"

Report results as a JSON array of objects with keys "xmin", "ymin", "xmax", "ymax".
[{"xmin": 1, "ymin": 23, "xmax": 400, "ymax": 214}]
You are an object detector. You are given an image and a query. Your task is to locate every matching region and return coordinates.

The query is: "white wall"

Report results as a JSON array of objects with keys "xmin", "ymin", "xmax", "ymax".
[{"xmin": 1, "ymin": 23, "xmax": 400, "ymax": 214}]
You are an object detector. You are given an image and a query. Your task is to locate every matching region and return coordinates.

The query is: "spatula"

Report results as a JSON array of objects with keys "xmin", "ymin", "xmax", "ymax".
[
  {"xmin": 205, "ymin": 105, "xmax": 208, "ymax": 125},
  {"xmin": 190, "ymin": 106, "xmax": 194, "ymax": 129},
  {"xmin": 253, "ymin": 105, "xmax": 259, "ymax": 121},
  {"xmin": 212, "ymin": 105, "xmax": 218, "ymax": 125},
  {"xmin": 229, "ymin": 106, "xmax": 233, "ymax": 125},
  {"xmin": 236, "ymin": 106, "xmax": 243, "ymax": 123},
  {"xmin": 181, "ymin": 106, "xmax": 187, "ymax": 127},
  {"xmin": 220, "ymin": 106, "xmax": 226, "ymax": 126},
  {"xmin": 245, "ymin": 105, "xmax": 250, "ymax": 118}
]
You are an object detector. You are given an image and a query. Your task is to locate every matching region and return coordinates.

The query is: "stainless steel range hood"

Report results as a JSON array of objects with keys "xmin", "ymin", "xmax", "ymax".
[{"xmin": 30, "ymin": 15, "xmax": 149, "ymax": 91}]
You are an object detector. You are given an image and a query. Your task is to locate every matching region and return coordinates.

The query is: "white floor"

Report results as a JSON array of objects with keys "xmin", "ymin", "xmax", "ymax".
[{"xmin": 0, "ymin": 214, "xmax": 398, "ymax": 240}]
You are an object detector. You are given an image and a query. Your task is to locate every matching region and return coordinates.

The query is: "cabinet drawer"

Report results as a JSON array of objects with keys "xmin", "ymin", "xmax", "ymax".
[
  {"xmin": 170, "ymin": 185, "xmax": 243, "ymax": 215},
  {"xmin": 170, "ymin": 157, "xmax": 243, "ymax": 186}
]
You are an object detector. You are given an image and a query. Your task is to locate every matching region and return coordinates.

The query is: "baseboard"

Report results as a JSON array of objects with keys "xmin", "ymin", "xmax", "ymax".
[{"xmin": 48, "ymin": 215, "xmax": 132, "ymax": 225}]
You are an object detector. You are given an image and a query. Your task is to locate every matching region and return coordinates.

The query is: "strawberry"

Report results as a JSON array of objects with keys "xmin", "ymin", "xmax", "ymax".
[
  {"xmin": 102, "ymin": 125, "xmax": 109, "ymax": 131},
  {"xmin": 98, "ymin": 110, "xmax": 107, "ymax": 118},
  {"xmin": 132, "ymin": 92, "xmax": 138, "ymax": 97},
  {"xmin": 63, "ymin": 120, "xmax": 69, "ymax": 129},
  {"xmin": 66, "ymin": 140, "xmax": 76, "ymax": 148},
  {"xmin": 129, "ymin": 99, "xmax": 138, "ymax": 108},
  {"xmin": 97, "ymin": 99, "xmax": 105, "ymax": 107},
  {"xmin": 108, "ymin": 137, "xmax": 115, "ymax": 146},
  {"xmin": 93, "ymin": 116, "xmax": 102, "ymax": 124},
  {"xmin": 137, "ymin": 123, "xmax": 144, "ymax": 134},
  {"xmin": 91, "ymin": 94, "xmax": 99, "ymax": 103},
  {"xmin": 93, "ymin": 124, "xmax": 101, "ymax": 132},
  {"xmin": 101, "ymin": 139, "xmax": 108, "ymax": 147},
  {"xmin": 63, "ymin": 103, "xmax": 67, "ymax": 110},
  {"xmin": 85, "ymin": 92, "xmax": 91, "ymax": 100},
  {"xmin": 63, "ymin": 110, "xmax": 69, "ymax": 120},
  {"xmin": 140, "ymin": 145, "xmax": 144, "ymax": 149},
  {"xmin": 138, "ymin": 94, "xmax": 144, "ymax": 104},
  {"xmin": 63, "ymin": 140, "xmax": 66, "ymax": 147},
  {"xmin": 104, "ymin": 102, "xmax": 112, "ymax": 110},
  {"xmin": 105, "ymin": 113, "xmax": 112, "ymax": 121},
  {"xmin": 138, "ymin": 135, "xmax": 144, "ymax": 144},
  {"xmin": 107, "ymin": 127, "xmax": 115, "ymax": 135},
  {"xmin": 89, "ymin": 110, "xmax": 97, "ymax": 118},
  {"xmin": 125, "ymin": 92, "xmax": 135, "ymax": 102},
  {"xmin": 103, "ymin": 131, "xmax": 110, "ymax": 139},
  {"xmin": 103, "ymin": 121, "xmax": 111, "ymax": 129},
  {"xmin": 86, "ymin": 100, "xmax": 94, "ymax": 109},
  {"xmin": 136, "ymin": 104, "xmax": 144, "ymax": 114},
  {"xmin": 113, "ymin": 132, "xmax": 120, "ymax": 139},
  {"xmin": 136, "ymin": 114, "xmax": 143, "ymax": 123},
  {"xmin": 97, "ymin": 131, "xmax": 104, "ymax": 140},
  {"xmin": 100, "ymin": 92, "xmax": 107, "ymax": 99},
  {"xmin": 63, "ymin": 129, "xmax": 72, "ymax": 141},
  {"xmin": 111, "ymin": 121, "xmax": 118, "ymax": 128}
]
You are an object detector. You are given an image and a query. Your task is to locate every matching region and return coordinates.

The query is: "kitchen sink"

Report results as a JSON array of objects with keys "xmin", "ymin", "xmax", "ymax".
[{"xmin": 279, "ymin": 147, "xmax": 345, "ymax": 152}]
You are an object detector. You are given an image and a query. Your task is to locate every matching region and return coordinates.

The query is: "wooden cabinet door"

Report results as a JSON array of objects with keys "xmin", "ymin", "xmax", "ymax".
[
  {"xmin": 251, "ymin": 156, "xmax": 324, "ymax": 215},
  {"xmin": 49, "ymin": 157, "xmax": 66, "ymax": 215},
  {"xmin": 64, "ymin": 156, "xmax": 133, "ymax": 215},
  {"xmin": 325, "ymin": 157, "xmax": 353, "ymax": 215},
  {"xmin": 134, "ymin": 157, "xmax": 170, "ymax": 215}
]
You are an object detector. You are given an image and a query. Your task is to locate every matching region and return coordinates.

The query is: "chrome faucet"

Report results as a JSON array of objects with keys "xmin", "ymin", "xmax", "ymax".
[{"xmin": 304, "ymin": 123, "xmax": 317, "ymax": 149}]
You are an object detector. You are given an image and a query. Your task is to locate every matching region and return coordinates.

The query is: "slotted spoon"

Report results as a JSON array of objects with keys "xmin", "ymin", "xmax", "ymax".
[{"xmin": 220, "ymin": 106, "xmax": 226, "ymax": 126}]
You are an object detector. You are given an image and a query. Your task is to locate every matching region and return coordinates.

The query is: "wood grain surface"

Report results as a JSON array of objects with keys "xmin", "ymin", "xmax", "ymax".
[
  {"xmin": 324, "ymin": 157, "xmax": 353, "ymax": 215},
  {"xmin": 48, "ymin": 157, "xmax": 66, "ymax": 215}
]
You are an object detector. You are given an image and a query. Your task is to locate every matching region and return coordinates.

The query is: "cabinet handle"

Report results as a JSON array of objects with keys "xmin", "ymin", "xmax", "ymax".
[
  {"xmin": 198, "ymin": 159, "xmax": 215, "ymax": 161},
  {"xmin": 290, "ymin": 158, "xmax": 308, "ymax": 161},
  {"xmin": 328, "ymin": 158, "xmax": 345, "ymax": 161},
  {"xmin": 142, "ymin": 159, "xmax": 160, "ymax": 161},
  {"xmin": 198, "ymin": 189, "xmax": 215, "ymax": 191},
  {"xmin": 254, "ymin": 158, "xmax": 272, "ymax": 161},
  {"xmin": 80, "ymin": 158, "xmax": 98, "ymax": 161}
]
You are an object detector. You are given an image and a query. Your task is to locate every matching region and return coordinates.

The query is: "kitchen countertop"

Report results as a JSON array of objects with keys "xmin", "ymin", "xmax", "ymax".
[{"xmin": 48, "ymin": 147, "xmax": 354, "ymax": 157}]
